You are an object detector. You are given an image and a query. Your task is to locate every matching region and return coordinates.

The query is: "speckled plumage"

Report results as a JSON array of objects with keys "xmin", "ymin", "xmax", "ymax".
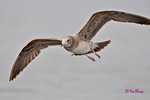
[{"xmin": 9, "ymin": 10, "xmax": 150, "ymax": 81}]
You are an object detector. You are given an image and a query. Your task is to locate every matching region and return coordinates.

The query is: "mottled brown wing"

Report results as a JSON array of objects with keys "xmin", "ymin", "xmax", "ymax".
[
  {"xmin": 9, "ymin": 38, "xmax": 61, "ymax": 81},
  {"xmin": 77, "ymin": 11, "xmax": 150, "ymax": 40}
]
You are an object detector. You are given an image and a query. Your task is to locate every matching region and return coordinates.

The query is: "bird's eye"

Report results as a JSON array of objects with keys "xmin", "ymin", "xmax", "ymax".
[{"xmin": 67, "ymin": 39, "xmax": 70, "ymax": 42}]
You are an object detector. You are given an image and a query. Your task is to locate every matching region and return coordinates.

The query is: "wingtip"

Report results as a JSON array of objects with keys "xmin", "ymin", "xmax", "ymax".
[
  {"xmin": 9, "ymin": 75, "xmax": 14, "ymax": 82},
  {"xmin": 106, "ymin": 40, "xmax": 111, "ymax": 44},
  {"xmin": 9, "ymin": 79, "xmax": 12, "ymax": 82},
  {"xmin": 140, "ymin": 18, "xmax": 150, "ymax": 25},
  {"xmin": 9, "ymin": 69, "xmax": 18, "ymax": 82},
  {"xmin": 9, "ymin": 77, "xmax": 13, "ymax": 82},
  {"xmin": 145, "ymin": 20, "xmax": 150, "ymax": 25}
]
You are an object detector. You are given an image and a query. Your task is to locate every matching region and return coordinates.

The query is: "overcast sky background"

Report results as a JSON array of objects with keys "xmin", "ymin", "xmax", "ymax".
[{"xmin": 0, "ymin": 0, "xmax": 150, "ymax": 100}]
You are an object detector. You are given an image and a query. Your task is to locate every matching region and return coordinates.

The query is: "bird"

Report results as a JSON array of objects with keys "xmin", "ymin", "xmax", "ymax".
[{"xmin": 9, "ymin": 10, "xmax": 150, "ymax": 81}]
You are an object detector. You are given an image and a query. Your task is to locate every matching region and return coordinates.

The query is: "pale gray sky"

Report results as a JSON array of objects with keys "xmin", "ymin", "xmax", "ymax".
[{"xmin": 0, "ymin": 0, "xmax": 150, "ymax": 100}]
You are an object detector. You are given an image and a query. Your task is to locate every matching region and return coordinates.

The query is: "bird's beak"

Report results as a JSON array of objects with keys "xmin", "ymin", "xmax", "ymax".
[{"xmin": 61, "ymin": 40, "xmax": 65, "ymax": 47}]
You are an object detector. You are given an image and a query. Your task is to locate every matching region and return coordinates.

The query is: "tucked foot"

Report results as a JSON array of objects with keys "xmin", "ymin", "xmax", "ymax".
[
  {"xmin": 95, "ymin": 53, "xmax": 101, "ymax": 59},
  {"xmin": 90, "ymin": 45, "xmax": 100, "ymax": 59},
  {"xmin": 86, "ymin": 55, "xmax": 96, "ymax": 62}
]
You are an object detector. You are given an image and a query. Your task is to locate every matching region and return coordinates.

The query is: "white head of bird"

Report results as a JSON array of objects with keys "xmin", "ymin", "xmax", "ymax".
[{"xmin": 62, "ymin": 36, "xmax": 73, "ymax": 48}]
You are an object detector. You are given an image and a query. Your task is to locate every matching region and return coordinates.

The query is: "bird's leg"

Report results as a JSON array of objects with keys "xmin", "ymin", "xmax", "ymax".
[
  {"xmin": 72, "ymin": 53, "xmax": 96, "ymax": 62},
  {"xmin": 90, "ymin": 45, "xmax": 101, "ymax": 59},
  {"xmin": 86, "ymin": 54, "xmax": 96, "ymax": 62},
  {"xmin": 95, "ymin": 53, "xmax": 101, "ymax": 59}
]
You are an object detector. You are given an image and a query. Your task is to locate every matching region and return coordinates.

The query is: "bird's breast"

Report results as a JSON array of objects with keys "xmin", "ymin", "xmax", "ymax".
[{"xmin": 71, "ymin": 41, "xmax": 91, "ymax": 54}]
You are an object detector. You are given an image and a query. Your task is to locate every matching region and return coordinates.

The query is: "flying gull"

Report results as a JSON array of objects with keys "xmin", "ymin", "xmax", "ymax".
[{"xmin": 9, "ymin": 11, "xmax": 150, "ymax": 81}]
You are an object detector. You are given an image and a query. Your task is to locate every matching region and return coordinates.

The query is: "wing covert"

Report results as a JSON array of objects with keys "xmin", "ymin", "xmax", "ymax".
[
  {"xmin": 77, "ymin": 11, "xmax": 150, "ymax": 40},
  {"xmin": 9, "ymin": 38, "xmax": 61, "ymax": 81}
]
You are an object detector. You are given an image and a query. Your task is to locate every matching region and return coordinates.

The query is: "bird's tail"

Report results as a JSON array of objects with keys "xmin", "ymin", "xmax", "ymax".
[{"xmin": 93, "ymin": 40, "xmax": 111, "ymax": 52}]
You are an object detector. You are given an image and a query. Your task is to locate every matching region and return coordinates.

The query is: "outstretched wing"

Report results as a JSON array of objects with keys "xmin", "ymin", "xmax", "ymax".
[
  {"xmin": 9, "ymin": 38, "xmax": 61, "ymax": 81},
  {"xmin": 77, "ymin": 11, "xmax": 150, "ymax": 40}
]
